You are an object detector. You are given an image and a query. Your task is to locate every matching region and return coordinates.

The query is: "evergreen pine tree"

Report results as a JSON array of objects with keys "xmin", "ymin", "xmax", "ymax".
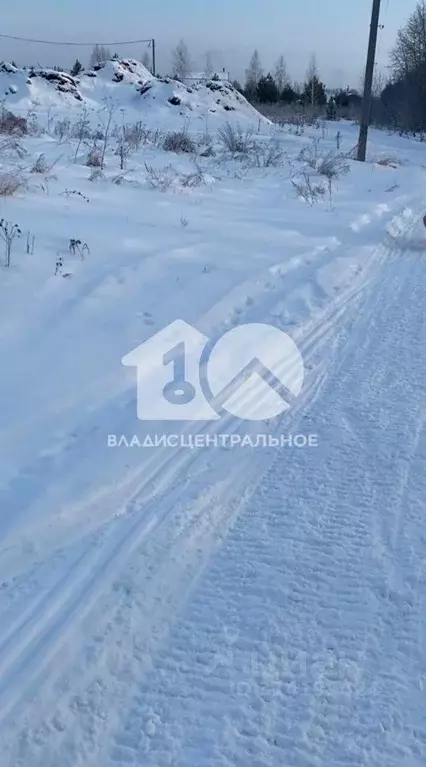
[
  {"xmin": 71, "ymin": 59, "xmax": 83, "ymax": 77},
  {"xmin": 257, "ymin": 73, "xmax": 279, "ymax": 103}
]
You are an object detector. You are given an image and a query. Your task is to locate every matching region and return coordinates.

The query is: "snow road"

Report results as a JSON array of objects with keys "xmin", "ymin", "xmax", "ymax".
[{"xmin": 1, "ymin": 204, "xmax": 426, "ymax": 766}]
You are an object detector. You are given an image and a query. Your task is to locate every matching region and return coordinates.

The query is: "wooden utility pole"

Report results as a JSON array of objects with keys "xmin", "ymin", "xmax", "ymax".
[
  {"xmin": 152, "ymin": 38, "xmax": 156, "ymax": 76},
  {"xmin": 357, "ymin": 0, "xmax": 382, "ymax": 161}
]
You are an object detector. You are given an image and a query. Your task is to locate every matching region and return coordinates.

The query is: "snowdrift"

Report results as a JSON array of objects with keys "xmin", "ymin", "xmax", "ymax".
[{"xmin": 0, "ymin": 58, "xmax": 266, "ymax": 126}]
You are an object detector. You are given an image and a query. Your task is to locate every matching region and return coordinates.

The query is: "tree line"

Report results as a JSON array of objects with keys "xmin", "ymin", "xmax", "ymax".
[
  {"xmin": 380, "ymin": 0, "xmax": 426, "ymax": 133},
  {"xmin": 169, "ymin": 43, "xmax": 364, "ymax": 119},
  {"xmin": 7, "ymin": 0, "xmax": 425, "ymax": 136},
  {"xmin": 235, "ymin": 50, "xmax": 329, "ymax": 106},
  {"xmin": 238, "ymin": 2, "xmax": 426, "ymax": 132}
]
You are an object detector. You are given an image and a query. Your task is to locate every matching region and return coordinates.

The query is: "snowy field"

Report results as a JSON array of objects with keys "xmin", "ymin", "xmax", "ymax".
[{"xmin": 1, "ymin": 59, "xmax": 426, "ymax": 766}]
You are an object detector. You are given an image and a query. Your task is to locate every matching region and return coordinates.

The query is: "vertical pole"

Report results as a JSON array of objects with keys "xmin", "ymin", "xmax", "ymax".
[
  {"xmin": 152, "ymin": 38, "xmax": 156, "ymax": 76},
  {"xmin": 357, "ymin": 0, "xmax": 382, "ymax": 161}
]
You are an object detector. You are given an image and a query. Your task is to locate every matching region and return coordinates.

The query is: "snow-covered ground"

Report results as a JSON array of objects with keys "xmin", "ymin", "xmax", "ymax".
[
  {"xmin": 0, "ymin": 58, "xmax": 265, "ymax": 130},
  {"xmin": 1, "ymin": 66, "xmax": 426, "ymax": 765}
]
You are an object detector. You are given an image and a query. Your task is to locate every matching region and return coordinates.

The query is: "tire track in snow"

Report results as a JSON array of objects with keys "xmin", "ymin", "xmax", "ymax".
[
  {"xmin": 0, "ymin": 207, "xmax": 419, "ymax": 763},
  {"xmin": 96, "ymin": 212, "xmax": 426, "ymax": 767},
  {"xmin": 0, "ymin": 234, "xmax": 339, "ymax": 546}
]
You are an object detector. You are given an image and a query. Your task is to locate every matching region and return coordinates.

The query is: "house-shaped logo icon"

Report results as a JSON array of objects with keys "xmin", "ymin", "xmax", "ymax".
[
  {"xmin": 122, "ymin": 319, "xmax": 220, "ymax": 421},
  {"xmin": 122, "ymin": 319, "xmax": 304, "ymax": 422}
]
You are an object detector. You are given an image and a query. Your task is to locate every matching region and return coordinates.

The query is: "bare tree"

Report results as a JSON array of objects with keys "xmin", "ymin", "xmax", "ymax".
[
  {"xmin": 383, "ymin": 1, "xmax": 426, "ymax": 132},
  {"xmin": 90, "ymin": 44, "xmax": 112, "ymax": 68},
  {"xmin": 204, "ymin": 51, "xmax": 214, "ymax": 78},
  {"xmin": 100, "ymin": 98, "xmax": 117, "ymax": 168},
  {"xmin": 90, "ymin": 45, "xmax": 101, "ymax": 67},
  {"xmin": 359, "ymin": 66, "xmax": 385, "ymax": 97},
  {"xmin": 245, "ymin": 49, "xmax": 263, "ymax": 99},
  {"xmin": 306, "ymin": 54, "xmax": 318, "ymax": 81},
  {"xmin": 116, "ymin": 125, "xmax": 131, "ymax": 170},
  {"xmin": 274, "ymin": 54, "xmax": 289, "ymax": 91},
  {"xmin": 141, "ymin": 51, "xmax": 151, "ymax": 72},
  {"xmin": 73, "ymin": 107, "xmax": 90, "ymax": 163},
  {"xmin": 305, "ymin": 54, "xmax": 321, "ymax": 106},
  {"xmin": 390, "ymin": 0, "xmax": 426, "ymax": 79},
  {"xmin": 172, "ymin": 40, "xmax": 191, "ymax": 81}
]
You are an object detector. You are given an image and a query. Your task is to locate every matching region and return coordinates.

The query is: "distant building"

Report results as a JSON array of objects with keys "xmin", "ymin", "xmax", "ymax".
[{"xmin": 184, "ymin": 68, "xmax": 230, "ymax": 84}]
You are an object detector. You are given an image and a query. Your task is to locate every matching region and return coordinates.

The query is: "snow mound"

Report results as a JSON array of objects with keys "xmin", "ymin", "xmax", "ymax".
[
  {"xmin": 0, "ymin": 58, "xmax": 266, "ymax": 125},
  {"xmin": 86, "ymin": 58, "xmax": 153, "ymax": 85},
  {"xmin": 0, "ymin": 63, "xmax": 83, "ymax": 105}
]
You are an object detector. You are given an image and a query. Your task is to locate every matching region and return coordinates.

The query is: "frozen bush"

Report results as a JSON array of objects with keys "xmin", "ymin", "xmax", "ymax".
[
  {"xmin": 0, "ymin": 170, "xmax": 26, "ymax": 196},
  {"xmin": 86, "ymin": 149, "xmax": 102, "ymax": 167},
  {"xmin": 317, "ymin": 151, "xmax": 350, "ymax": 180},
  {"xmin": 291, "ymin": 170, "xmax": 326, "ymax": 205},
  {"xmin": 163, "ymin": 131, "xmax": 196, "ymax": 154},
  {"xmin": 217, "ymin": 122, "xmax": 254, "ymax": 154},
  {"xmin": 0, "ymin": 110, "xmax": 27, "ymax": 136}
]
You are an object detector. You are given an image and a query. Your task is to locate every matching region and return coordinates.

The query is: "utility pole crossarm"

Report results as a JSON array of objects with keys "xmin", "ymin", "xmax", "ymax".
[{"xmin": 357, "ymin": 0, "xmax": 382, "ymax": 162}]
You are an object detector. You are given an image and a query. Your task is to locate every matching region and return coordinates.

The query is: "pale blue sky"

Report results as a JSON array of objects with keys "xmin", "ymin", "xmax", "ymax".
[{"xmin": 0, "ymin": 0, "xmax": 410, "ymax": 86}]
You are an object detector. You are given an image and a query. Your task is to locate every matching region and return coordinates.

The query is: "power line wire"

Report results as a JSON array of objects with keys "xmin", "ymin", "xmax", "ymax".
[{"xmin": 0, "ymin": 33, "xmax": 153, "ymax": 46}]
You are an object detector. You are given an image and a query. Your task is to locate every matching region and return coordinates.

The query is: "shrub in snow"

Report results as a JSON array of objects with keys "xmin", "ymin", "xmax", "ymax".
[
  {"xmin": 0, "ymin": 137, "xmax": 27, "ymax": 159},
  {"xmin": 112, "ymin": 172, "xmax": 131, "ymax": 185},
  {"xmin": 30, "ymin": 154, "xmax": 50, "ymax": 174},
  {"xmin": 0, "ymin": 170, "xmax": 26, "ymax": 197},
  {"xmin": 298, "ymin": 139, "xmax": 350, "ymax": 180},
  {"xmin": 375, "ymin": 156, "xmax": 401, "ymax": 169},
  {"xmin": 250, "ymin": 138, "xmax": 284, "ymax": 168},
  {"xmin": 217, "ymin": 122, "xmax": 254, "ymax": 154},
  {"xmin": 163, "ymin": 131, "xmax": 196, "ymax": 154},
  {"xmin": 144, "ymin": 162, "xmax": 205, "ymax": 192},
  {"xmin": 54, "ymin": 118, "xmax": 71, "ymax": 142},
  {"xmin": 69, "ymin": 239, "xmax": 90, "ymax": 259},
  {"xmin": 291, "ymin": 170, "xmax": 326, "ymax": 206},
  {"xmin": 86, "ymin": 149, "xmax": 102, "ymax": 167},
  {"xmin": 298, "ymin": 139, "xmax": 321, "ymax": 170},
  {"xmin": 88, "ymin": 168, "xmax": 105, "ymax": 182},
  {"xmin": 25, "ymin": 107, "xmax": 42, "ymax": 137},
  {"xmin": 0, "ymin": 219, "xmax": 21, "ymax": 267},
  {"xmin": 122, "ymin": 121, "xmax": 149, "ymax": 151},
  {"xmin": 317, "ymin": 151, "xmax": 350, "ymax": 180},
  {"xmin": 178, "ymin": 162, "xmax": 205, "ymax": 188},
  {"xmin": 144, "ymin": 163, "xmax": 176, "ymax": 191},
  {"xmin": 0, "ymin": 110, "xmax": 28, "ymax": 136}
]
